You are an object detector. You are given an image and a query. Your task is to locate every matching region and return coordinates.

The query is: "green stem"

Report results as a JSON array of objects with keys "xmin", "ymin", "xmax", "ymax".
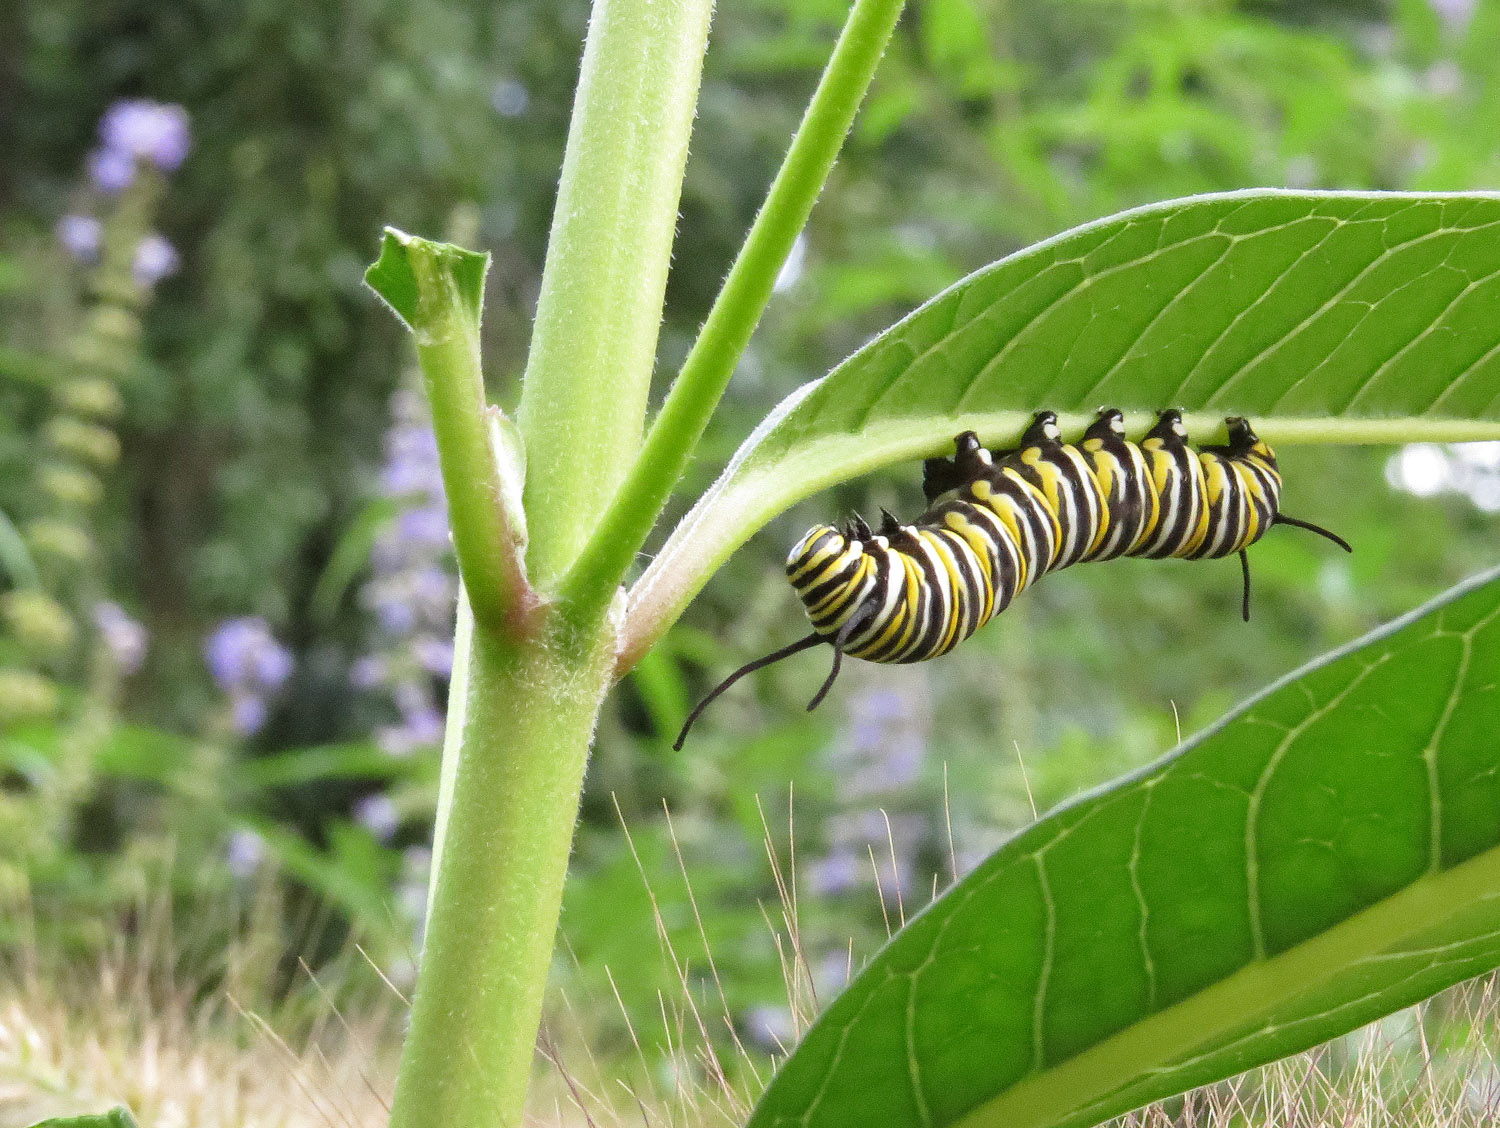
[
  {"xmin": 408, "ymin": 242, "xmax": 531, "ymax": 632},
  {"xmin": 558, "ymin": 0, "xmax": 908, "ymax": 615},
  {"xmin": 388, "ymin": 2, "xmax": 718, "ymax": 1125},
  {"xmin": 425, "ymin": 580, "xmax": 472, "ymax": 920},
  {"xmin": 388, "ymin": 615, "xmax": 615, "ymax": 1128},
  {"xmin": 516, "ymin": 0, "xmax": 716, "ymax": 590}
]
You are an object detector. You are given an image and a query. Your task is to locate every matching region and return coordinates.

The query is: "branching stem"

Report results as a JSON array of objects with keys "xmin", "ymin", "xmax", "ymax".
[{"xmin": 558, "ymin": 0, "xmax": 908, "ymax": 618}]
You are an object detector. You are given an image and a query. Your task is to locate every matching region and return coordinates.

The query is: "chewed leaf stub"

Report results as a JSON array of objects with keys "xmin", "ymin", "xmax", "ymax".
[{"xmin": 365, "ymin": 227, "xmax": 490, "ymax": 332}]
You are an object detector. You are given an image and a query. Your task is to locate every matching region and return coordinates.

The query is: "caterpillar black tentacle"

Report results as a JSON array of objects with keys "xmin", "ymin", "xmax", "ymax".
[{"xmin": 672, "ymin": 408, "xmax": 1350, "ymax": 750}]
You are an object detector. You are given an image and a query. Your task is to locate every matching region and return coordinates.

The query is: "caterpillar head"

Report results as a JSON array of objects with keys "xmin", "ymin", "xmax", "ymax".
[{"xmin": 786, "ymin": 524, "xmax": 849, "ymax": 581}]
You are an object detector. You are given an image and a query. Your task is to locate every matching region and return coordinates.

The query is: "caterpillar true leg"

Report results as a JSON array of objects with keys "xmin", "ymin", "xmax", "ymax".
[
  {"xmin": 806, "ymin": 603, "xmax": 876, "ymax": 713},
  {"xmin": 1240, "ymin": 548, "xmax": 1252, "ymax": 623}
]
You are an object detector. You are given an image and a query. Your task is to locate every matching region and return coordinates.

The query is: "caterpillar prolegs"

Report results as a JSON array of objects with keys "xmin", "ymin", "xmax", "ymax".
[{"xmin": 673, "ymin": 409, "xmax": 1350, "ymax": 750}]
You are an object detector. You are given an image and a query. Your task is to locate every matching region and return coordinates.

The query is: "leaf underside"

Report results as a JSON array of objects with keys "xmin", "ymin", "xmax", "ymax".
[
  {"xmin": 626, "ymin": 190, "xmax": 1500, "ymax": 660},
  {"xmin": 748, "ymin": 565, "xmax": 1500, "ymax": 1128},
  {"xmin": 771, "ymin": 190, "xmax": 1500, "ymax": 459}
]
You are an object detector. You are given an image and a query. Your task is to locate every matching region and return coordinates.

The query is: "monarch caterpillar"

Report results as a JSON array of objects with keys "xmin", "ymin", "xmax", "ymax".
[{"xmin": 673, "ymin": 408, "xmax": 1350, "ymax": 750}]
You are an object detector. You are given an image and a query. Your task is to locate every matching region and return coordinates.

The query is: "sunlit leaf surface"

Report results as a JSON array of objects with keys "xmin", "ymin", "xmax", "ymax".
[{"xmin": 749, "ymin": 566, "xmax": 1500, "ymax": 1128}]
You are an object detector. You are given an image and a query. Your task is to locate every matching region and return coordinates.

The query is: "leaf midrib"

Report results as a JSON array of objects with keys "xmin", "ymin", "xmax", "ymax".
[{"xmin": 950, "ymin": 836, "xmax": 1500, "ymax": 1128}]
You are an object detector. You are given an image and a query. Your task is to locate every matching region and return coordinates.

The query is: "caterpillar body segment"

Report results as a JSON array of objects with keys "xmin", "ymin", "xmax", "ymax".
[{"xmin": 673, "ymin": 408, "xmax": 1350, "ymax": 750}]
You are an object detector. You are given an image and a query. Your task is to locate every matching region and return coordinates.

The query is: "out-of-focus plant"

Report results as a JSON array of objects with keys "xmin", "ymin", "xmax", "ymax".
[
  {"xmin": 351, "ymin": 387, "xmax": 455, "ymax": 759},
  {"xmin": 358, "ymin": 0, "xmax": 1500, "ymax": 1120},
  {"xmin": 1, "ymin": 100, "xmax": 187, "ymax": 726},
  {"xmin": 203, "ymin": 616, "xmax": 294, "ymax": 738},
  {"xmin": 0, "ymin": 102, "xmax": 188, "ymax": 950}
]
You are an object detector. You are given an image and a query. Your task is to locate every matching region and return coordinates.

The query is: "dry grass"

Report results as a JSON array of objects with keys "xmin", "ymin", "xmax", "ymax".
[{"xmin": 5, "ymin": 816, "xmax": 1500, "ymax": 1128}]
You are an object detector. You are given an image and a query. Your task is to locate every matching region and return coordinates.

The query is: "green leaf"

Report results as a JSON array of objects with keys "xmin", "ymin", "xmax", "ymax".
[
  {"xmin": 309, "ymin": 496, "xmax": 400, "ymax": 624},
  {"xmin": 234, "ymin": 740, "xmax": 430, "ymax": 791},
  {"xmin": 625, "ymin": 190, "xmax": 1500, "ymax": 664},
  {"xmin": 749, "ymin": 565, "xmax": 1500, "ymax": 1128},
  {"xmin": 26, "ymin": 1109, "xmax": 139, "ymax": 1128},
  {"xmin": 0, "ymin": 505, "xmax": 41, "ymax": 588},
  {"xmin": 0, "ymin": 345, "xmax": 58, "ymax": 388},
  {"xmin": 95, "ymin": 724, "xmax": 196, "ymax": 784},
  {"xmin": 919, "ymin": 0, "xmax": 1000, "ymax": 98},
  {"xmin": 365, "ymin": 227, "xmax": 489, "ymax": 332},
  {"xmin": 244, "ymin": 817, "xmax": 400, "ymax": 935}
]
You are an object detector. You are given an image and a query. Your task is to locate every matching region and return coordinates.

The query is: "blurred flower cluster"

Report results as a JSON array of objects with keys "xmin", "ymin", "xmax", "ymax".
[
  {"xmin": 92, "ymin": 601, "xmax": 147, "ymax": 676},
  {"xmin": 805, "ymin": 679, "xmax": 933, "ymax": 904},
  {"xmin": 2, "ymin": 101, "xmax": 189, "ymax": 726},
  {"xmin": 204, "ymin": 617, "xmax": 294, "ymax": 736},
  {"xmin": 56, "ymin": 99, "xmax": 188, "ymax": 287},
  {"xmin": 351, "ymin": 388, "xmax": 455, "ymax": 757}
]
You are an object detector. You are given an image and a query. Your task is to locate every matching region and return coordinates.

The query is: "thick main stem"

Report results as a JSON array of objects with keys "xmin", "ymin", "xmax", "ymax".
[
  {"xmin": 389, "ymin": 2, "xmax": 715, "ymax": 1125},
  {"xmin": 388, "ymin": 615, "xmax": 615, "ymax": 1128},
  {"xmin": 517, "ymin": 0, "xmax": 715, "ymax": 588}
]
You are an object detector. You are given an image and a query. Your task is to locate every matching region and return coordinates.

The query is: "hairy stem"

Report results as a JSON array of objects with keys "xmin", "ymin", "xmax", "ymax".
[
  {"xmin": 388, "ymin": 616, "xmax": 615, "ymax": 1128},
  {"xmin": 559, "ymin": 0, "xmax": 907, "ymax": 616},
  {"xmin": 516, "ymin": 0, "xmax": 715, "ymax": 590},
  {"xmin": 387, "ymin": 2, "xmax": 716, "ymax": 1125}
]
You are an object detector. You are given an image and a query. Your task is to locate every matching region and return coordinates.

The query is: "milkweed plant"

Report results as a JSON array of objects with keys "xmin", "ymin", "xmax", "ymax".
[{"xmin": 358, "ymin": 2, "xmax": 1500, "ymax": 1127}]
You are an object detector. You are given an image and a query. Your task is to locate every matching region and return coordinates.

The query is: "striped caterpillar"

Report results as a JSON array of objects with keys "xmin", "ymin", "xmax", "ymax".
[{"xmin": 674, "ymin": 408, "xmax": 1349, "ymax": 750}]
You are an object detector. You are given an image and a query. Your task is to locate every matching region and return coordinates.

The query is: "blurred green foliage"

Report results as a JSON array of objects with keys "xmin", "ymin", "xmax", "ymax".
[{"xmin": 2, "ymin": 0, "xmax": 1499, "ymax": 1080}]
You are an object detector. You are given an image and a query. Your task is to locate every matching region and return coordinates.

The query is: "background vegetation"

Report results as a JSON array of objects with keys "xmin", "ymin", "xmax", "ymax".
[{"xmin": 2, "ymin": 0, "xmax": 1499, "ymax": 1118}]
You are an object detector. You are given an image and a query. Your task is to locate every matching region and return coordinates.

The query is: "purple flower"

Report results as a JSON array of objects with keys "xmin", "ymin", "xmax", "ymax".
[
  {"xmin": 491, "ymin": 79, "xmax": 529, "ymax": 118},
  {"xmin": 99, "ymin": 99, "xmax": 191, "ymax": 172},
  {"xmin": 410, "ymin": 563, "xmax": 455, "ymax": 605},
  {"xmin": 92, "ymin": 601, "xmax": 147, "ymax": 675},
  {"xmin": 356, "ymin": 387, "xmax": 458, "ymax": 756},
  {"xmin": 373, "ymin": 594, "xmax": 417, "ymax": 636},
  {"xmin": 226, "ymin": 828, "xmax": 266, "ymax": 877},
  {"xmin": 133, "ymin": 234, "xmax": 180, "ymax": 287},
  {"xmin": 742, "ymin": 1005, "xmax": 796, "ymax": 1051},
  {"xmin": 805, "ymin": 849, "xmax": 862, "ymax": 896},
  {"xmin": 380, "ymin": 425, "xmax": 443, "ymax": 498},
  {"xmin": 354, "ymin": 793, "xmax": 401, "ymax": 841},
  {"xmin": 396, "ymin": 505, "xmax": 451, "ymax": 549},
  {"xmin": 392, "ymin": 679, "xmax": 430, "ymax": 718},
  {"xmin": 205, "ymin": 617, "xmax": 294, "ymax": 694},
  {"xmin": 377, "ymin": 703, "xmax": 445, "ymax": 757},
  {"xmin": 1428, "ymin": 0, "xmax": 1476, "ymax": 32},
  {"xmin": 413, "ymin": 636, "xmax": 454, "ymax": 677},
  {"xmin": 349, "ymin": 655, "xmax": 386, "ymax": 689},
  {"xmin": 88, "ymin": 148, "xmax": 135, "ymax": 194},
  {"xmin": 230, "ymin": 694, "xmax": 269, "ymax": 736},
  {"xmin": 57, "ymin": 215, "xmax": 103, "ymax": 262}
]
